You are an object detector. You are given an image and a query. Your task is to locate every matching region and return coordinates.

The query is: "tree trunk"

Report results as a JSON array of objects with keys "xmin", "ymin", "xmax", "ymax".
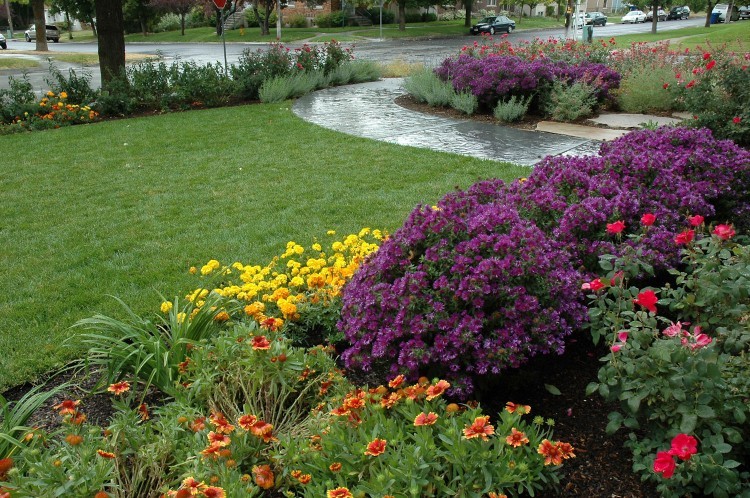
[
  {"xmin": 31, "ymin": 0, "xmax": 48, "ymax": 51},
  {"xmin": 463, "ymin": 0, "xmax": 473, "ymax": 27},
  {"xmin": 398, "ymin": 0, "xmax": 405, "ymax": 31},
  {"xmin": 95, "ymin": 0, "xmax": 126, "ymax": 87},
  {"xmin": 651, "ymin": 4, "xmax": 657, "ymax": 34},
  {"xmin": 139, "ymin": 13, "xmax": 147, "ymax": 36},
  {"xmin": 180, "ymin": 12, "xmax": 186, "ymax": 35},
  {"xmin": 65, "ymin": 11, "xmax": 73, "ymax": 40},
  {"xmin": 705, "ymin": 0, "xmax": 714, "ymax": 26},
  {"xmin": 4, "ymin": 0, "xmax": 14, "ymax": 36}
]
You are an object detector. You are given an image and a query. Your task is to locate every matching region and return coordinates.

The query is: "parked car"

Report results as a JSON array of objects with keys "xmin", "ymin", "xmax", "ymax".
[
  {"xmin": 0, "ymin": 33, "xmax": 6, "ymax": 50},
  {"xmin": 739, "ymin": 5, "xmax": 750, "ymax": 18},
  {"xmin": 24, "ymin": 24, "xmax": 60, "ymax": 43},
  {"xmin": 621, "ymin": 10, "xmax": 647, "ymax": 23},
  {"xmin": 644, "ymin": 8, "xmax": 667, "ymax": 21},
  {"xmin": 712, "ymin": 3, "xmax": 740, "ymax": 21},
  {"xmin": 666, "ymin": 6, "xmax": 690, "ymax": 19},
  {"xmin": 585, "ymin": 12, "xmax": 608, "ymax": 25},
  {"xmin": 469, "ymin": 15, "xmax": 516, "ymax": 35}
]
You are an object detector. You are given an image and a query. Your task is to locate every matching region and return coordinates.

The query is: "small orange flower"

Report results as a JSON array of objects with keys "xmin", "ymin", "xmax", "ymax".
[
  {"xmin": 505, "ymin": 402, "xmax": 531, "ymax": 415},
  {"xmin": 203, "ymin": 487, "xmax": 227, "ymax": 498},
  {"xmin": 138, "ymin": 403, "xmax": 149, "ymax": 421},
  {"xmin": 463, "ymin": 416, "xmax": 495, "ymax": 441},
  {"xmin": 69, "ymin": 411, "xmax": 87, "ymax": 425},
  {"xmin": 209, "ymin": 412, "xmax": 235, "ymax": 434},
  {"xmin": 96, "ymin": 450, "xmax": 116, "ymax": 459},
  {"xmin": 537, "ymin": 439, "xmax": 565, "ymax": 466},
  {"xmin": 388, "ymin": 374, "xmax": 405, "ymax": 389},
  {"xmin": 94, "ymin": 492, "xmax": 110, "ymax": 498},
  {"xmin": 200, "ymin": 443, "xmax": 223, "ymax": 459},
  {"xmin": 107, "ymin": 381, "xmax": 131, "ymax": 396},
  {"xmin": 364, "ymin": 438, "xmax": 387, "ymax": 456},
  {"xmin": 0, "ymin": 458, "xmax": 14, "ymax": 479},
  {"xmin": 505, "ymin": 428, "xmax": 529, "ymax": 447},
  {"xmin": 327, "ymin": 488, "xmax": 354, "ymax": 498},
  {"xmin": 53, "ymin": 399, "xmax": 81, "ymax": 415},
  {"xmin": 181, "ymin": 476, "xmax": 206, "ymax": 493},
  {"xmin": 446, "ymin": 403, "xmax": 460, "ymax": 413},
  {"xmin": 330, "ymin": 406, "xmax": 350, "ymax": 417},
  {"xmin": 343, "ymin": 397, "xmax": 365, "ymax": 410},
  {"xmin": 414, "ymin": 412, "xmax": 439, "ymax": 426},
  {"xmin": 488, "ymin": 493, "xmax": 508, "ymax": 498},
  {"xmin": 252, "ymin": 464, "xmax": 275, "ymax": 490},
  {"xmin": 251, "ymin": 335, "xmax": 272, "ymax": 350},
  {"xmin": 207, "ymin": 431, "xmax": 231, "ymax": 447},
  {"xmin": 329, "ymin": 462, "xmax": 342, "ymax": 472},
  {"xmin": 425, "ymin": 380, "xmax": 450, "ymax": 400},
  {"xmin": 214, "ymin": 311, "xmax": 230, "ymax": 322},
  {"xmin": 249, "ymin": 420, "xmax": 273, "ymax": 438},
  {"xmin": 237, "ymin": 414, "xmax": 258, "ymax": 431},
  {"xmin": 190, "ymin": 416, "xmax": 206, "ymax": 432},
  {"xmin": 65, "ymin": 434, "xmax": 84, "ymax": 446}
]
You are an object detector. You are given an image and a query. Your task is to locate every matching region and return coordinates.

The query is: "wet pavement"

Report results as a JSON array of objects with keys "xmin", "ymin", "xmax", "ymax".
[{"xmin": 293, "ymin": 78, "xmax": 602, "ymax": 166}]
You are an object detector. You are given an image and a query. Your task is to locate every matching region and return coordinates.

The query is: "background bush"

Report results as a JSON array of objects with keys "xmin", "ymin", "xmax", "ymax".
[
  {"xmin": 494, "ymin": 95, "xmax": 531, "ymax": 122},
  {"xmin": 542, "ymin": 80, "xmax": 597, "ymax": 121}
]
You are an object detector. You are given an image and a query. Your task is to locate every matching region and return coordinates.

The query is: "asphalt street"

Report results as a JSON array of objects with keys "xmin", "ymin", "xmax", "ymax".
[{"xmin": 0, "ymin": 17, "xmax": 707, "ymax": 92}]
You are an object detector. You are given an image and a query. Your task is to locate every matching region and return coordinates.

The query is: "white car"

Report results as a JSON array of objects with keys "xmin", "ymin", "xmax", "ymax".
[{"xmin": 621, "ymin": 10, "xmax": 647, "ymax": 23}]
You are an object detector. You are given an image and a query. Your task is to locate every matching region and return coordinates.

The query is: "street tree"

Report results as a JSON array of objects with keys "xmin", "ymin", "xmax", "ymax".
[
  {"xmin": 150, "ymin": 0, "xmax": 198, "ymax": 34},
  {"xmin": 50, "ymin": 0, "xmax": 97, "ymax": 38},
  {"xmin": 394, "ymin": 0, "xmax": 433, "ymax": 31},
  {"xmin": 31, "ymin": 0, "xmax": 48, "ymax": 51},
  {"xmin": 95, "ymin": 0, "xmax": 126, "ymax": 87}
]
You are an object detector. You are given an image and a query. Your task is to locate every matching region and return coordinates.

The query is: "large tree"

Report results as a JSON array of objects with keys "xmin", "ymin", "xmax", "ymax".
[
  {"xmin": 95, "ymin": 0, "xmax": 126, "ymax": 87},
  {"xmin": 31, "ymin": 0, "xmax": 49, "ymax": 51},
  {"xmin": 461, "ymin": 0, "xmax": 473, "ymax": 27},
  {"xmin": 50, "ymin": 0, "xmax": 97, "ymax": 38}
]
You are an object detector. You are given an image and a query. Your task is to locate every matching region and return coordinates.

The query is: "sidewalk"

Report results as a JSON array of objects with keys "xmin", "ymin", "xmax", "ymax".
[{"xmin": 293, "ymin": 78, "xmax": 684, "ymax": 166}]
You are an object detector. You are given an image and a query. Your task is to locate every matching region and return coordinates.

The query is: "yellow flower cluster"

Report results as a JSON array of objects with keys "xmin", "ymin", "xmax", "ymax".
[{"xmin": 183, "ymin": 229, "xmax": 383, "ymax": 328}]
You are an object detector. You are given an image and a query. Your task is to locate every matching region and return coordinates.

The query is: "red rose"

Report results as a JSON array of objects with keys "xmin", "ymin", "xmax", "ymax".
[
  {"xmin": 640, "ymin": 213, "xmax": 656, "ymax": 226},
  {"xmin": 733, "ymin": 116, "xmax": 741, "ymax": 124},
  {"xmin": 674, "ymin": 229, "xmax": 695, "ymax": 245},
  {"xmin": 706, "ymin": 60, "xmax": 716, "ymax": 70},
  {"xmin": 606, "ymin": 220, "xmax": 625, "ymax": 235},
  {"xmin": 654, "ymin": 451, "xmax": 676, "ymax": 478},
  {"xmin": 688, "ymin": 215, "xmax": 704, "ymax": 226},
  {"xmin": 669, "ymin": 434, "xmax": 698, "ymax": 461},
  {"xmin": 633, "ymin": 290, "xmax": 658, "ymax": 313}
]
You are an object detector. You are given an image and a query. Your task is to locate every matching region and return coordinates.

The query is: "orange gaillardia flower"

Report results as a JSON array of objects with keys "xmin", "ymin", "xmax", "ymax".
[
  {"xmin": 96, "ymin": 450, "xmax": 116, "ymax": 459},
  {"xmin": 181, "ymin": 477, "xmax": 206, "ymax": 493},
  {"xmin": 327, "ymin": 488, "xmax": 354, "ymax": 498},
  {"xmin": 425, "ymin": 380, "xmax": 450, "ymax": 400},
  {"xmin": 463, "ymin": 416, "xmax": 495, "ymax": 441},
  {"xmin": 488, "ymin": 493, "xmax": 508, "ymax": 498},
  {"xmin": 0, "ymin": 458, "xmax": 14, "ymax": 480},
  {"xmin": 93, "ymin": 492, "xmax": 110, "ymax": 498},
  {"xmin": 251, "ymin": 335, "xmax": 272, "ymax": 350},
  {"xmin": 208, "ymin": 431, "xmax": 231, "ymax": 447},
  {"xmin": 537, "ymin": 439, "xmax": 575, "ymax": 465},
  {"xmin": 388, "ymin": 374, "xmax": 405, "ymax": 389},
  {"xmin": 65, "ymin": 434, "xmax": 84, "ymax": 446},
  {"xmin": 505, "ymin": 428, "xmax": 529, "ymax": 447},
  {"xmin": 414, "ymin": 412, "xmax": 439, "ymax": 426},
  {"xmin": 364, "ymin": 438, "xmax": 387, "ymax": 456},
  {"xmin": 203, "ymin": 487, "xmax": 227, "ymax": 498},
  {"xmin": 252, "ymin": 464, "xmax": 275, "ymax": 490},
  {"xmin": 237, "ymin": 414, "xmax": 258, "ymax": 431},
  {"xmin": 329, "ymin": 462, "xmax": 343, "ymax": 472},
  {"xmin": 249, "ymin": 420, "xmax": 273, "ymax": 438},
  {"xmin": 107, "ymin": 381, "xmax": 131, "ymax": 396},
  {"xmin": 209, "ymin": 412, "xmax": 235, "ymax": 434},
  {"xmin": 53, "ymin": 399, "xmax": 81, "ymax": 415},
  {"xmin": 505, "ymin": 402, "xmax": 531, "ymax": 415}
]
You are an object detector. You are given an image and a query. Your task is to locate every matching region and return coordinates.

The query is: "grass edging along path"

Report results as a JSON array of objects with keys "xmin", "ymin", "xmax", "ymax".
[{"xmin": 0, "ymin": 103, "xmax": 527, "ymax": 392}]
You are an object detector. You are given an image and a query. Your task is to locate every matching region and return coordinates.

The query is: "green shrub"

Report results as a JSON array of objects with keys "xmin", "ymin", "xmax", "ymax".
[
  {"xmin": 346, "ymin": 60, "xmax": 381, "ymax": 83},
  {"xmin": 314, "ymin": 11, "xmax": 345, "ymax": 28},
  {"xmin": 403, "ymin": 67, "xmax": 455, "ymax": 107},
  {"xmin": 365, "ymin": 8, "xmax": 395, "ymax": 24},
  {"xmin": 0, "ymin": 74, "xmax": 37, "ymax": 124},
  {"xmin": 450, "ymin": 91, "xmax": 478, "ymax": 115},
  {"xmin": 287, "ymin": 13, "xmax": 307, "ymax": 28},
  {"xmin": 493, "ymin": 95, "xmax": 531, "ymax": 122},
  {"xmin": 259, "ymin": 74, "xmax": 298, "ymax": 102},
  {"xmin": 586, "ymin": 231, "xmax": 750, "ymax": 497},
  {"xmin": 155, "ymin": 12, "xmax": 182, "ymax": 32},
  {"xmin": 44, "ymin": 65, "xmax": 98, "ymax": 106},
  {"xmin": 245, "ymin": 8, "xmax": 278, "ymax": 27},
  {"xmin": 542, "ymin": 80, "xmax": 597, "ymax": 122},
  {"xmin": 617, "ymin": 65, "xmax": 681, "ymax": 113}
]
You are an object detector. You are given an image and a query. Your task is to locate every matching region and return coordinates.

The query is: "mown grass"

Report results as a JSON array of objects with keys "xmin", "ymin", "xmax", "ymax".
[
  {"xmin": 0, "ymin": 57, "xmax": 39, "ymax": 70},
  {"xmin": 0, "ymin": 103, "xmax": 527, "ymax": 391},
  {"xmin": 607, "ymin": 20, "xmax": 749, "ymax": 52}
]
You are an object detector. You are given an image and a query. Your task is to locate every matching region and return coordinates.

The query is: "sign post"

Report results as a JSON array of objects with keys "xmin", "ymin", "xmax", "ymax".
[{"xmin": 214, "ymin": 0, "xmax": 229, "ymax": 76}]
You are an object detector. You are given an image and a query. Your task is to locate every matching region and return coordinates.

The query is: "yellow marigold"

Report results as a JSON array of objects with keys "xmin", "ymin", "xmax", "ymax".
[
  {"xmin": 201, "ymin": 260, "xmax": 221, "ymax": 275},
  {"xmin": 59, "ymin": 91, "xmax": 68, "ymax": 99}
]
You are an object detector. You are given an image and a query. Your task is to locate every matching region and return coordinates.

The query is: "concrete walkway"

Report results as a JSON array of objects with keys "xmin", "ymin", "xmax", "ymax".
[{"xmin": 293, "ymin": 78, "xmax": 684, "ymax": 167}]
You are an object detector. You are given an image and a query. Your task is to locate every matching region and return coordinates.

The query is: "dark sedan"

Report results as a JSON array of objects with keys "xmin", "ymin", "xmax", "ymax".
[
  {"xmin": 470, "ymin": 15, "xmax": 516, "ymax": 35},
  {"xmin": 585, "ymin": 12, "xmax": 608, "ymax": 25}
]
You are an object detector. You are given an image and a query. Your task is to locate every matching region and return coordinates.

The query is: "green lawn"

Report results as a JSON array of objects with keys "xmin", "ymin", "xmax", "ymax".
[
  {"xmin": 0, "ymin": 103, "xmax": 526, "ymax": 391},
  {"xmin": 606, "ymin": 19, "xmax": 749, "ymax": 52}
]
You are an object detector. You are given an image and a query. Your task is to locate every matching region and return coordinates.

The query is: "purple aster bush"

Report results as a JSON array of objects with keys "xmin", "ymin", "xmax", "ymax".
[
  {"xmin": 339, "ymin": 189, "xmax": 588, "ymax": 398},
  {"xmin": 434, "ymin": 54, "xmax": 619, "ymax": 110}
]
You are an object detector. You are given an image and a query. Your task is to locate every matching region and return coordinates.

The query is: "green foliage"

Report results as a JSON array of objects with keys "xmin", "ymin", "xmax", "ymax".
[
  {"xmin": 0, "ymin": 74, "xmax": 38, "ymax": 124},
  {"xmin": 44, "ymin": 65, "xmax": 98, "ymax": 107},
  {"xmin": 73, "ymin": 294, "xmax": 236, "ymax": 397},
  {"xmin": 542, "ymin": 80, "xmax": 597, "ymax": 121},
  {"xmin": 586, "ymin": 231, "xmax": 750, "ymax": 497},
  {"xmin": 0, "ymin": 384, "xmax": 66, "ymax": 459},
  {"xmin": 493, "ymin": 95, "xmax": 531, "ymax": 123},
  {"xmin": 287, "ymin": 14, "xmax": 308, "ymax": 28},
  {"xmin": 245, "ymin": 7, "xmax": 278, "ymax": 28},
  {"xmin": 617, "ymin": 65, "xmax": 683, "ymax": 113},
  {"xmin": 403, "ymin": 67, "xmax": 455, "ymax": 106},
  {"xmin": 450, "ymin": 91, "xmax": 478, "ymax": 115},
  {"xmin": 259, "ymin": 71, "xmax": 326, "ymax": 103},
  {"xmin": 314, "ymin": 11, "xmax": 346, "ymax": 28},
  {"xmin": 155, "ymin": 13, "xmax": 182, "ymax": 32}
]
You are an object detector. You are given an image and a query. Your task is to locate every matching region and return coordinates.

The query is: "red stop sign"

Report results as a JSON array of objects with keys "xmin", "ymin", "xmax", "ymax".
[{"xmin": 213, "ymin": 0, "xmax": 227, "ymax": 9}]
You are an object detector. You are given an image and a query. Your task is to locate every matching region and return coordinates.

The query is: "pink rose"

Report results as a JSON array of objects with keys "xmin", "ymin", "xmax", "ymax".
[
  {"xmin": 692, "ymin": 333, "xmax": 712, "ymax": 350},
  {"xmin": 606, "ymin": 220, "xmax": 626, "ymax": 235},
  {"xmin": 713, "ymin": 224, "xmax": 735, "ymax": 240},
  {"xmin": 617, "ymin": 331, "xmax": 629, "ymax": 342},
  {"xmin": 640, "ymin": 213, "xmax": 656, "ymax": 226},
  {"xmin": 669, "ymin": 434, "xmax": 698, "ymax": 461},
  {"xmin": 589, "ymin": 278, "xmax": 605, "ymax": 292},
  {"xmin": 654, "ymin": 451, "xmax": 676, "ymax": 478},
  {"xmin": 610, "ymin": 344, "xmax": 622, "ymax": 353},
  {"xmin": 633, "ymin": 290, "xmax": 658, "ymax": 313},
  {"xmin": 662, "ymin": 321, "xmax": 686, "ymax": 338}
]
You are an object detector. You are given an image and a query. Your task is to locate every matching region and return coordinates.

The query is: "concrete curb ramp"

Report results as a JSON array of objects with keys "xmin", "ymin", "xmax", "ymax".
[{"xmin": 536, "ymin": 121, "xmax": 630, "ymax": 141}]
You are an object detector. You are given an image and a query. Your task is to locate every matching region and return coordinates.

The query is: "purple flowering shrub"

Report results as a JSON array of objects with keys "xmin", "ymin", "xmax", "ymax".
[
  {"xmin": 339, "ymin": 190, "xmax": 588, "ymax": 398},
  {"xmin": 434, "ymin": 54, "xmax": 620, "ymax": 110}
]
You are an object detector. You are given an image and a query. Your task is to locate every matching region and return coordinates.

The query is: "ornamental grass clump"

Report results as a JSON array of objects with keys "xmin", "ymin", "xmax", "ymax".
[{"xmin": 339, "ymin": 189, "xmax": 588, "ymax": 398}]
